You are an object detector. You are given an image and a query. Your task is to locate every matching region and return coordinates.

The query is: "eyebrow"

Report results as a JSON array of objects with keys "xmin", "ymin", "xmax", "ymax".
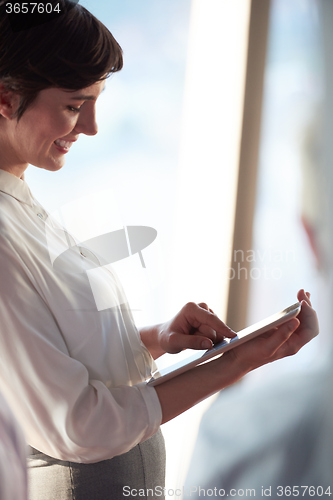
[
  {"xmin": 69, "ymin": 87, "xmax": 106, "ymax": 101},
  {"xmin": 69, "ymin": 95, "xmax": 97, "ymax": 101}
]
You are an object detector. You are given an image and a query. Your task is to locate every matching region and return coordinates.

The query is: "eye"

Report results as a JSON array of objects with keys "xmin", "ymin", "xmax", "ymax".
[{"xmin": 67, "ymin": 106, "xmax": 81, "ymax": 113}]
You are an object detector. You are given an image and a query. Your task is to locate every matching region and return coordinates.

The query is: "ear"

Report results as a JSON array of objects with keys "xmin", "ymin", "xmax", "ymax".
[{"xmin": 0, "ymin": 84, "xmax": 20, "ymax": 119}]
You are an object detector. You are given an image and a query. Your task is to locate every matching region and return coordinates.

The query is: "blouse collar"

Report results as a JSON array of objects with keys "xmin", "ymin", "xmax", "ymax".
[{"xmin": 0, "ymin": 169, "xmax": 34, "ymax": 206}]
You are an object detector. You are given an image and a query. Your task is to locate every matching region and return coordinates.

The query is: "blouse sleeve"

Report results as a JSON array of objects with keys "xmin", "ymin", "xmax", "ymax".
[{"xmin": 0, "ymin": 234, "xmax": 162, "ymax": 464}]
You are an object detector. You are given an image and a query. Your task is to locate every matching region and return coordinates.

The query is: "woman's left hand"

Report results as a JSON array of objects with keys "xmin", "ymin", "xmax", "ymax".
[{"xmin": 223, "ymin": 289, "xmax": 319, "ymax": 372}]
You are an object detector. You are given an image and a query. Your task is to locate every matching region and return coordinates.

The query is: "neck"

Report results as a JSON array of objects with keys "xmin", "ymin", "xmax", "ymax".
[
  {"xmin": 0, "ymin": 122, "xmax": 29, "ymax": 178},
  {"xmin": 0, "ymin": 140, "xmax": 28, "ymax": 179},
  {"xmin": 0, "ymin": 164, "xmax": 28, "ymax": 179}
]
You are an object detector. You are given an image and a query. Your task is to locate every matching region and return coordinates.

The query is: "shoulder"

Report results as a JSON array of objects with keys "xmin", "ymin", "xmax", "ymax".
[
  {"xmin": 0, "ymin": 191, "xmax": 21, "ymax": 227},
  {"xmin": 0, "ymin": 195, "xmax": 31, "ymax": 271},
  {"xmin": 0, "ymin": 191, "xmax": 34, "ymax": 245}
]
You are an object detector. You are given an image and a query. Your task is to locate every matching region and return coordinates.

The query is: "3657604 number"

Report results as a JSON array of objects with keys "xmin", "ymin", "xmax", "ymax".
[
  {"xmin": 277, "ymin": 486, "xmax": 332, "ymax": 497},
  {"xmin": 5, "ymin": 3, "xmax": 61, "ymax": 14}
]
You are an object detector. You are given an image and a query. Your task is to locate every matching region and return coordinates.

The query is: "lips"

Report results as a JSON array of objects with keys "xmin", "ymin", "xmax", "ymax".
[{"xmin": 54, "ymin": 139, "xmax": 74, "ymax": 149}]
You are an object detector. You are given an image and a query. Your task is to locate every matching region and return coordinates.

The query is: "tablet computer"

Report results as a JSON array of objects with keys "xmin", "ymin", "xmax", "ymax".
[{"xmin": 147, "ymin": 301, "xmax": 301, "ymax": 386}]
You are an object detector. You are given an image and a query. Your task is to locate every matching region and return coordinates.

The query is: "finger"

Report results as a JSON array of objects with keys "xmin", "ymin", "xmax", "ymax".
[
  {"xmin": 198, "ymin": 302, "xmax": 209, "ymax": 310},
  {"xmin": 187, "ymin": 335, "xmax": 213, "ymax": 350},
  {"xmin": 184, "ymin": 302, "xmax": 236, "ymax": 339},
  {"xmin": 260, "ymin": 318, "xmax": 300, "ymax": 358},
  {"xmin": 167, "ymin": 332, "xmax": 213, "ymax": 353},
  {"xmin": 227, "ymin": 318, "xmax": 300, "ymax": 370},
  {"xmin": 273, "ymin": 324, "xmax": 313, "ymax": 360},
  {"xmin": 297, "ymin": 289, "xmax": 312, "ymax": 307},
  {"xmin": 198, "ymin": 302, "xmax": 215, "ymax": 315},
  {"xmin": 297, "ymin": 300, "xmax": 319, "ymax": 339},
  {"xmin": 194, "ymin": 324, "xmax": 218, "ymax": 343},
  {"xmin": 271, "ymin": 302, "xmax": 318, "ymax": 360},
  {"xmin": 295, "ymin": 299, "xmax": 317, "ymax": 335},
  {"xmin": 271, "ymin": 318, "xmax": 300, "ymax": 353}
]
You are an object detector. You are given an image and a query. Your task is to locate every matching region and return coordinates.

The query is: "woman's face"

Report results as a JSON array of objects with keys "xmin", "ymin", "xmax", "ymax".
[{"xmin": 3, "ymin": 80, "xmax": 105, "ymax": 176}]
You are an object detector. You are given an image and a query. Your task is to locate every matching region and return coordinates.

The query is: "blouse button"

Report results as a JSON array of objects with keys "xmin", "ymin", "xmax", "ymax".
[{"xmin": 37, "ymin": 213, "xmax": 44, "ymax": 220}]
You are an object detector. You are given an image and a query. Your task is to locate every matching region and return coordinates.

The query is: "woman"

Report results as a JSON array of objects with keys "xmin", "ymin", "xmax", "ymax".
[{"xmin": 0, "ymin": 1, "xmax": 319, "ymax": 499}]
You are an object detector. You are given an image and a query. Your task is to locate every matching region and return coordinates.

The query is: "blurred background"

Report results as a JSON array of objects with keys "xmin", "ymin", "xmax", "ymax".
[{"xmin": 25, "ymin": 0, "xmax": 333, "ymax": 496}]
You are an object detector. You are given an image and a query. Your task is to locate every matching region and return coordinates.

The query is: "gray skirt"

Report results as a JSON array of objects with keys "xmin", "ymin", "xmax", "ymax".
[{"xmin": 28, "ymin": 429, "xmax": 166, "ymax": 500}]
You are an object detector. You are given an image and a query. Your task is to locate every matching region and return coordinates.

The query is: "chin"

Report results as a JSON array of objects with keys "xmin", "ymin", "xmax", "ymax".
[
  {"xmin": 46, "ymin": 163, "xmax": 66, "ymax": 172},
  {"xmin": 32, "ymin": 159, "xmax": 66, "ymax": 172}
]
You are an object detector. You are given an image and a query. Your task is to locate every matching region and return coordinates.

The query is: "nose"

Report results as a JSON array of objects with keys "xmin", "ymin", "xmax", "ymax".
[{"xmin": 74, "ymin": 106, "xmax": 98, "ymax": 136}]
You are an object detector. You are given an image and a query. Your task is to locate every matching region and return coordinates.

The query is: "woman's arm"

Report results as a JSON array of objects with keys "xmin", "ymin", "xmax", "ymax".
[
  {"xmin": 155, "ymin": 316, "xmax": 297, "ymax": 423},
  {"xmin": 0, "ymin": 225, "xmax": 317, "ymax": 461},
  {"xmin": 0, "ymin": 234, "xmax": 162, "ymax": 463},
  {"xmin": 142, "ymin": 290, "xmax": 318, "ymax": 423}
]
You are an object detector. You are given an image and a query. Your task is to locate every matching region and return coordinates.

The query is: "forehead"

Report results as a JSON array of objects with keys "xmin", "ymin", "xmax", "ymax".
[
  {"xmin": 38, "ymin": 81, "xmax": 106, "ymax": 103},
  {"xmin": 66, "ymin": 81, "xmax": 106, "ymax": 101}
]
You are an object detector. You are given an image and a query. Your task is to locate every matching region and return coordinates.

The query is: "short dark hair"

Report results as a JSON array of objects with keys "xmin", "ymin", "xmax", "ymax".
[{"xmin": 0, "ymin": 0, "xmax": 123, "ymax": 120}]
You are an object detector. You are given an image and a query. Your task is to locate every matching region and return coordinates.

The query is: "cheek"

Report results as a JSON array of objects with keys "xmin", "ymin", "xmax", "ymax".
[
  {"xmin": 29, "ymin": 112, "xmax": 76, "ymax": 142},
  {"xmin": 14, "ymin": 108, "xmax": 77, "ymax": 157},
  {"xmin": 43, "ymin": 116, "xmax": 74, "ymax": 140}
]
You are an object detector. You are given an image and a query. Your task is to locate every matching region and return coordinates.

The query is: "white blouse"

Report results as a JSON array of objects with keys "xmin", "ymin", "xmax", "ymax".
[
  {"xmin": 0, "ymin": 389, "xmax": 28, "ymax": 500},
  {"xmin": 0, "ymin": 169, "xmax": 162, "ymax": 464}
]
